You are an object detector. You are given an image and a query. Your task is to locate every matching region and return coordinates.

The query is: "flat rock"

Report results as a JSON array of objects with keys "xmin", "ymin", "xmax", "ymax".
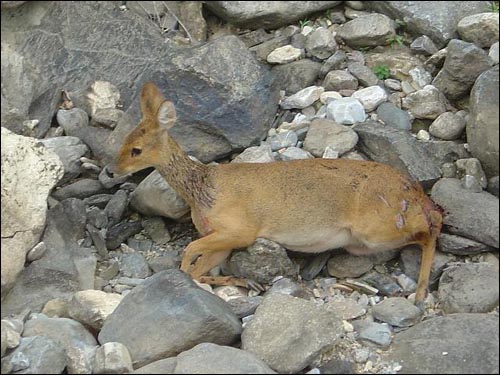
[
  {"xmin": 352, "ymin": 320, "xmax": 392, "ymax": 347},
  {"xmin": 438, "ymin": 262, "xmax": 499, "ymax": 313},
  {"xmin": 280, "ymin": 86, "xmax": 324, "ymax": 109},
  {"xmin": 324, "ymin": 298, "xmax": 366, "ymax": 320},
  {"xmin": 303, "ymin": 118, "xmax": 359, "ymax": 157},
  {"xmin": 130, "ymin": 170, "xmax": 189, "ymax": 220},
  {"xmin": 241, "ymin": 294, "xmax": 343, "ymax": 373},
  {"xmin": 1, "ymin": 128, "xmax": 64, "ymax": 294},
  {"xmin": 386, "ymin": 314, "xmax": 499, "ymax": 374},
  {"xmin": 133, "ymin": 358, "xmax": 177, "ymax": 374},
  {"xmin": 431, "ymin": 178, "xmax": 499, "ymax": 247},
  {"xmin": 376, "ymin": 102, "xmax": 412, "ymax": 130},
  {"xmin": 174, "ymin": 343, "xmax": 276, "ymax": 374},
  {"xmin": 438, "ymin": 233, "xmax": 495, "ymax": 255},
  {"xmin": 98, "ymin": 270, "xmax": 241, "ymax": 368},
  {"xmin": 267, "ymin": 45, "xmax": 303, "ymax": 64},
  {"xmin": 52, "ymin": 179, "xmax": 107, "ymax": 200},
  {"xmin": 371, "ymin": 297, "xmax": 422, "ymax": 327},
  {"xmin": 337, "ymin": 14, "xmax": 396, "ymax": 47},
  {"xmin": 354, "ymin": 121, "xmax": 442, "ymax": 187},
  {"xmin": 233, "ymin": 144, "xmax": 275, "ymax": 163}
]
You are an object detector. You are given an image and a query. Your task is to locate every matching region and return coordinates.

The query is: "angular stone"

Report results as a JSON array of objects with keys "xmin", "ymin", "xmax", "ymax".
[
  {"xmin": 323, "ymin": 70, "xmax": 358, "ymax": 91},
  {"xmin": 431, "ymin": 178, "xmax": 499, "ymax": 247},
  {"xmin": 280, "ymin": 86, "xmax": 324, "ymax": 109},
  {"xmin": 457, "ymin": 13, "xmax": 499, "ymax": 48},
  {"xmin": 402, "ymin": 85, "xmax": 448, "ymax": 120},
  {"xmin": 438, "ymin": 233, "xmax": 494, "ymax": 255},
  {"xmin": 352, "ymin": 320, "xmax": 392, "ymax": 347},
  {"xmin": 354, "ymin": 121, "xmax": 441, "ymax": 187},
  {"xmin": 278, "ymin": 147, "xmax": 314, "ymax": 161},
  {"xmin": 376, "ymin": 102, "xmax": 412, "ymax": 131},
  {"xmin": 303, "ymin": 119, "xmax": 359, "ymax": 157},
  {"xmin": 232, "ymin": 144, "xmax": 275, "ymax": 164},
  {"xmin": 271, "ymin": 59, "xmax": 322, "ymax": 95},
  {"xmin": 94, "ymin": 342, "xmax": 133, "ymax": 374},
  {"xmin": 242, "ymin": 294, "xmax": 343, "ymax": 373},
  {"xmin": 348, "ymin": 62, "xmax": 380, "ymax": 87},
  {"xmin": 410, "ymin": 35, "xmax": 438, "ymax": 56},
  {"xmin": 98, "ymin": 270, "xmax": 241, "ymax": 368},
  {"xmin": 351, "ymin": 86, "xmax": 389, "ymax": 112},
  {"xmin": 337, "ymin": 14, "xmax": 396, "ymax": 47},
  {"xmin": 52, "ymin": 179, "xmax": 107, "ymax": 201},
  {"xmin": 68, "ymin": 290, "xmax": 123, "ymax": 330},
  {"xmin": 387, "ymin": 313, "xmax": 499, "ymax": 374},
  {"xmin": 305, "ymin": 27, "xmax": 337, "ymax": 60},
  {"xmin": 372, "ymin": 297, "xmax": 422, "ymax": 327},
  {"xmin": 267, "ymin": 45, "xmax": 303, "ymax": 64}
]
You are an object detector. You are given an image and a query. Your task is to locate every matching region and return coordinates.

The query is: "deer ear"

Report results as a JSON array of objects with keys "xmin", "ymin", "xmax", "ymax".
[
  {"xmin": 157, "ymin": 100, "xmax": 177, "ymax": 130},
  {"xmin": 140, "ymin": 82, "xmax": 164, "ymax": 119}
]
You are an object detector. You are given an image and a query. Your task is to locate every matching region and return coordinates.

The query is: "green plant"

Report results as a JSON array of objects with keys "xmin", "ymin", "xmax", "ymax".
[
  {"xmin": 488, "ymin": 1, "xmax": 499, "ymax": 12},
  {"xmin": 373, "ymin": 65, "xmax": 391, "ymax": 80},
  {"xmin": 387, "ymin": 35, "xmax": 405, "ymax": 48},
  {"xmin": 299, "ymin": 18, "xmax": 311, "ymax": 29},
  {"xmin": 394, "ymin": 18, "xmax": 407, "ymax": 29},
  {"xmin": 358, "ymin": 46, "xmax": 371, "ymax": 52}
]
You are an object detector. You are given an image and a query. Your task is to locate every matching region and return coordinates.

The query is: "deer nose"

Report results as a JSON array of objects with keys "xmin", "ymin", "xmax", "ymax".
[{"xmin": 104, "ymin": 164, "xmax": 116, "ymax": 178}]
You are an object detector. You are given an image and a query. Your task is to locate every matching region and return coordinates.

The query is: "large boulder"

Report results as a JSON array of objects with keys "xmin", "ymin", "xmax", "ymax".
[
  {"xmin": 1, "ymin": 2, "xmax": 279, "ymax": 162},
  {"xmin": 1, "ymin": 128, "xmax": 64, "ymax": 294},
  {"xmin": 467, "ymin": 66, "xmax": 499, "ymax": 177},
  {"xmin": 204, "ymin": 1, "xmax": 341, "ymax": 29},
  {"xmin": 366, "ymin": 1, "xmax": 492, "ymax": 48}
]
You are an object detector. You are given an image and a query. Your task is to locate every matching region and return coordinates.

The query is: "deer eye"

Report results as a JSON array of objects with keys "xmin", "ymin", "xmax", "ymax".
[{"xmin": 131, "ymin": 147, "xmax": 142, "ymax": 157}]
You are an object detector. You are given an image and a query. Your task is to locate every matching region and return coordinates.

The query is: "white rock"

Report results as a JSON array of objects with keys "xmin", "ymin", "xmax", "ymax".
[
  {"xmin": 232, "ymin": 144, "xmax": 275, "ymax": 163},
  {"xmin": 409, "ymin": 66, "xmax": 433, "ymax": 89},
  {"xmin": 320, "ymin": 91, "xmax": 343, "ymax": 104},
  {"xmin": 1, "ymin": 128, "xmax": 64, "ymax": 294},
  {"xmin": 457, "ymin": 12, "xmax": 499, "ymax": 48},
  {"xmin": 214, "ymin": 286, "xmax": 248, "ymax": 302},
  {"xmin": 322, "ymin": 147, "xmax": 340, "ymax": 159},
  {"xmin": 267, "ymin": 45, "xmax": 303, "ymax": 64},
  {"xmin": 489, "ymin": 42, "xmax": 499, "ymax": 64},
  {"xmin": 351, "ymin": 86, "xmax": 388, "ymax": 112},
  {"xmin": 281, "ymin": 85, "xmax": 324, "ymax": 109},
  {"xmin": 86, "ymin": 81, "xmax": 121, "ymax": 116},
  {"xmin": 94, "ymin": 342, "xmax": 133, "ymax": 374},
  {"xmin": 326, "ymin": 97, "xmax": 367, "ymax": 124},
  {"xmin": 279, "ymin": 147, "xmax": 314, "ymax": 160},
  {"xmin": 417, "ymin": 129, "xmax": 431, "ymax": 141},
  {"xmin": 68, "ymin": 290, "xmax": 123, "ymax": 330}
]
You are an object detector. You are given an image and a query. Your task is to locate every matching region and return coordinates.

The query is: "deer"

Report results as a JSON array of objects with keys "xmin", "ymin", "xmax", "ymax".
[{"xmin": 107, "ymin": 82, "xmax": 443, "ymax": 307}]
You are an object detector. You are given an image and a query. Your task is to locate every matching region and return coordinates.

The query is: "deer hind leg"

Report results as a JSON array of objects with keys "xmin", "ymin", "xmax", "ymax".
[
  {"xmin": 415, "ymin": 235, "xmax": 437, "ymax": 305},
  {"xmin": 180, "ymin": 231, "xmax": 257, "ymax": 289}
]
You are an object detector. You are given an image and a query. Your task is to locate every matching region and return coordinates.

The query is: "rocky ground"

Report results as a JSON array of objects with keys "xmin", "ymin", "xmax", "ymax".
[{"xmin": 1, "ymin": 1, "xmax": 499, "ymax": 374}]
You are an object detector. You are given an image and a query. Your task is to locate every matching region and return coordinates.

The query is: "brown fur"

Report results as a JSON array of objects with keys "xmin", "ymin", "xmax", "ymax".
[{"xmin": 109, "ymin": 82, "xmax": 443, "ymax": 303}]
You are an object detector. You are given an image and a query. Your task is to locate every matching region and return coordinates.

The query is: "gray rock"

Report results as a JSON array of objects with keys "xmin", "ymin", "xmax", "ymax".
[
  {"xmin": 352, "ymin": 320, "xmax": 392, "ymax": 347},
  {"xmin": 267, "ymin": 45, "xmax": 303, "ymax": 64},
  {"xmin": 105, "ymin": 221, "xmax": 143, "ymax": 250},
  {"xmin": 39, "ymin": 136, "xmax": 89, "ymax": 183},
  {"xmin": 432, "ymin": 39, "xmax": 494, "ymax": 100},
  {"xmin": 271, "ymin": 59, "xmax": 322, "ymax": 95},
  {"xmin": 1, "ymin": 128, "xmax": 64, "ymax": 294},
  {"xmin": 376, "ymin": 102, "xmax": 412, "ymax": 130},
  {"xmin": 250, "ymin": 35, "xmax": 291, "ymax": 61},
  {"xmin": 227, "ymin": 296, "xmax": 264, "ymax": 319},
  {"xmin": 372, "ymin": 297, "xmax": 422, "ymax": 327},
  {"xmin": 86, "ymin": 207, "xmax": 108, "ymax": 230},
  {"xmin": 174, "ymin": 343, "xmax": 276, "ymax": 374},
  {"xmin": 467, "ymin": 66, "xmax": 499, "ymax": 177},
  {"xmin": 319, "ymin": 51, "xmax": 348, "ymax": 79},
  {"xmin": 366, "ymin": 2, "xmax": 491, "ymax": 48},
  {"xmin": 264, "ymin": 277, "xmax": 313, "ymax": 300},
  {"xmin": 133, "ymin": 358, "xmax": 177, "ymax": 374},
  {"xmin": 431, "ymin": 178, "xmax": 499, "ymax": 247},
  {"xmin": 239, "ymin": 29, "xmax": 275, "ymax": 48},
  {"xmin": 300, "ymin": 252, "xmax": 331, "ymax": 281},
  {"xmin": 360, "ymin": 271, "xmax": 402, "ymax": 296},
  {"xmin": 103, "ymin": 190, "xmax": 129, "ymax": 227},
  {"xmin": 94, "ymin": 342, "xmax": 133, "ymax": 374},
  {"xmin": 204, "ymin": 1, "xmax": 341, "ymax": 29},
  {"xmin": 438, "ymin": 233, "xmax": 495, "ymax": 255},
  {"xmin": 68, "ymin": 290, "xmax": 123, "ymax": 330},
  {"xmin": 326, "ymin": 97, "xmax": 367, "ymax": 125},
  {"xmin": 303, "ymin": 118, "xmax": 359, "ymax": 157},
  {"xmin": 384, "ymin": 78, "xmax": 402, "ymax": 91},
  {"xmin": 456, "ymin": 158, "xmax": 488, "ymax": 189},
  {"xmin": 429, "ymin": 112, "xmax": 466, "ymax": 140},
  {"xmin": 142, "ymin": 217, "xmax": 171, "ymax": 245},
  {"xmin": 400, "ymin": 246, "xmax": 451, "ymax": 286},
  {"xmin": 278, "ymin": 146, "xmax": 314, "ymax": 161},
  {"xmin": 324, "ymin": 298, "xmax": 366, "ymax": 320},
  {"xmin": 409, "ymin": 66, "xmax": 433, "ymax": 89},
  {"xmin": 228, "ymin": 239, "xmax": 298, "ymax": 284},
  {"xmin": 418, "ymin": 140, "xmax": 471, "ymax": 168},
  {"xmin": 178, "ymin": 1, "xmax": 207, "ymax": 43},
  {"xmin": 323, "ymin": 70, "xmax": 358, "ymax": 91},
  {"xmin": 337, "ymin": 14, "xmax": 396, "ymax": 47},
  {"xmin": 305, "ymin": 27, "xmax": 337, "ymax": 60},
  {"xmin": 348, "ymin": 62, "xmax": 380, "ymax": 87},
  {"xmin": 438, "ymin": 262, "xmax": 499, "ymax": 313},
  {"xmin": 148, "ymin": 254, "xmax": 180, "ymax": 273},
  {"xmin": 242, "ymin": 293, "xmax": 343, "ymax": 373},
  {"xmin": 457, "ymin": 12, "xmax": 499, "ymax": 48},
  {"xmin": 233, "ymin": 144, "xmax": 275, "ymax": 164},
  {"xmin": 327, "ymin": 253, "xmax": 374, "ymax": 278},
  {"xmin": 489, "ymin": 41, "xmax": 499, "ymax": 64},
  {"xmin": 351, "ymin": 86, "xmax": 389, "ymax": 112},
  {"xmin": 130, "ymin": 170, "xmax": 190, "ymax": 220},
  {"xmin": 90, "ymin": 108, "xmax": 125, "ymax": 129},
  {"xmin": 354, "ymin": 121, "xmax": 441, "ymax": 187},
  {"xmin": 401, "ymin": 85, "xmax": 448, "ymax": 120},
  {"xmin": 52, "ymin": 179, "xmax": 107, "ymax": 201},
  {"xmin": 1, "ymin": 199, "xmax": 96, "ymax": 317},
  {"xmin": 280, "ymin": 86, "xmax": 324, "ymax": 110},
  {"xmin": 98, "ymin": 270, "xmax": 242, "ymax": 368},
  {"xmin": 120, "ymin": 252, "xmax": 152, "ymax": 279},
  {"xmin": 23, "ymin": 316, "xmax": 97, "ymax": 374},
  {"xmin": 386, "ymin": 313, "xmax": 499, "ymax": 374},
  {"xmin": 26, "ymin": 242, "xmax": 47, "ymax": 262},
  {"xmin": 1, "ymin": 336, "xmax": 67, "ymax": 375},
  {"xmin": 410, "ymin": 35, "xmax": 439, "ymax": 56},
  {"xmin": 488, "ymin": 176, "xmax": 500, "ymax": 197}
]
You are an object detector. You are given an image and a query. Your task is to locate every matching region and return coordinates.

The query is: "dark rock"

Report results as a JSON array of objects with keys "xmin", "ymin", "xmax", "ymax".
[
  {"xmin": 105, "ymin": 221, "xmax": 143, "ymax": 250},
  {"xmin": 319, "ymin": 50, "xmax": 348, "ymax": 79},
  {"xmin": 410, "ymin": 35, "xmax": 438, "ymax": 56},
  {"xmin": 104, "ymin": 189, "xmax": 129, "ymax": 227},
  {"xmin": 431, "ymin": 178, "xmax": 499, "ymax": 248},
  {"xmin": 376, "ymin": 102, "xmax": 412, "ymax": 131},
  {"xmin": 360, "ymin": 271, "xmax": 403, "ymax": 296},
  {"xmin": 488, "ymin": 176, "xmax": 500, "ymax": 197},
  {"xmin": 400, "ymin": 246, "xmax": 451, "ymax": 287},
  {"xmin": 354, "ymin": 121, "xmax": 442, "ymax": 188},
  {"xmin": 300, "ymin": 252, "xmax": 331, "ymax": 281},
  {"xmin": 204, "ymin": 1, "xmax": 342, "ymax": 29},
  {"xmin": 347, "ymin": 62, "xmax": 380, "ymax": 87},
  {"xmin": 386, "ymin": 314, "xmax": 499, "ymax": 374},
  {"xmin": 264, "ymin": 277, "xmax": 313, "ymax": 300},
  {"xmin": 227, "ymin": 296, "xmax": 264, "ymax": 319},
  {"xmin": 271, "ymin": 59, "xmax": 322, "ymax": 95},
  {"xmin": 327, "ymin": 253, "xmax": 374, "ymax": 278},
  {"xmin": 52, "ymin": 179, "xmax": 107, "ymax": 200},
  {"xmin": 352, "ymin": 320, "xmax": 392, "ymax": 347},
  {"xmin": 120, "ymin": 252, "xmax": 152, "ymax": 279},
  {"xmin": 418, "ymin": 140, "xmax": 471, "ymax": 168},
  {"xmin": 467, "ymin": 66, "xmax": 499, "ymax": 177},
  {"xmin": 148, "ymin": 254, "xmax": 180, "ymax": 273},
  {"xmin": 372, "ymin": 297, "xmax": 422, "ymax": 327},
  {"xmin": 438, "ymin": 233, "xmax": 495, "ymax": 255},
  {"xmin": 98, "ymin": 269, "xmax": 241, "ymax": 368},
  {"xmin": 438, "ymin": 263, "xmax": 499, "ymax": 313}
]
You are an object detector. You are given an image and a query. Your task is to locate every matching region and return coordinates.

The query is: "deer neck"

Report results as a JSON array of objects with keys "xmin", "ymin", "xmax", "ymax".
[{"xmin": 156, "ymin": 136, "xmax": 215, "ymax": 209}]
